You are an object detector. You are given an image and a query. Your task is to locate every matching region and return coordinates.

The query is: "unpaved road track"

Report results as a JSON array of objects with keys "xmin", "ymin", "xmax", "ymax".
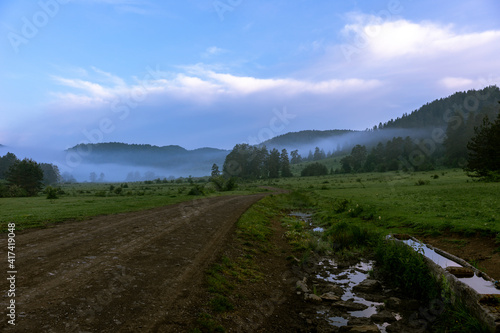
[{"xmin": 1, "ymin": 194, "xmax": 267, "ymax": 332}]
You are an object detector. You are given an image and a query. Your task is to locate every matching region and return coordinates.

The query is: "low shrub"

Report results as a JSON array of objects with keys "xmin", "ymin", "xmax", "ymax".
[
  {"xmin": 45, "ymin": 186, "xmax": 58, "ymax": 199},
  {"xmin": 188, "ymin": 184, "xmax": 206, "ymax": 196},
  {"xmin": 415, "ymin": 179, "xmax": 430, "ymax": 186},
  {"xmin": 333, "ymin": 198, "xmax": 349, "ymax": 213}
]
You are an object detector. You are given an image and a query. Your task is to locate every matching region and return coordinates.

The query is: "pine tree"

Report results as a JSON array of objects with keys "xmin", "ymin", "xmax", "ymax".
[
  {"xmin": 290, "ymin": 150, "xmax": 302, "ymax": 164},
  {"xmin": 268, "ymin": 148, "xmax": 281, "ymax": 178},
  {"xmin": 0, "ymin": 153, "xmax": 19, "ymax": 179},
  {"xmin": 211, "ymin": 163, "xmax": 220, "ymax": 177},
  {"xmin": 465, "ymin": 110, "xmax": 500, "ymax": 180},
  {"xmin": 280, "ymin": 149, "xmax": 293, "ymax": 177}
]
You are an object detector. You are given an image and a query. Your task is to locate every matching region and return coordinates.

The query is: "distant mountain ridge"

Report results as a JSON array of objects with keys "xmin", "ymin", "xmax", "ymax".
[{"xmin": 66, "ymin": 142, "xmax": 229, "ymax": 177}]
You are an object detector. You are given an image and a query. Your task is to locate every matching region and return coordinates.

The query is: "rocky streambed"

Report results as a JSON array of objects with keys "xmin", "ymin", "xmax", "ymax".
[{"xmin": 292, "ymin": 254, "xmax": 436, "ymax": 333}]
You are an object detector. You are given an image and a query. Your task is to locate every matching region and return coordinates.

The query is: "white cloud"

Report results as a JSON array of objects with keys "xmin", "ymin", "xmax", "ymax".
[
  {"xmin": 50, "ymin": 65, "xmax": 383, "ymax": 109},
  {"xmin": 201, "ymin": 46, "xmax": 228, "ymax": 58},
  {"xmin": 52, "ymin": 77, "xmax": 113, "ymax": 99},
  {"xmin": 439, "ymin": 76, "xmax": 500, "ymax": 91},
  {"xmin": 340, "ymin": 15, "xmax": 500, "ymax": 62},
  {"xmin": 91, "ymin": 67, "xmax": 126, "ymax": 87}
]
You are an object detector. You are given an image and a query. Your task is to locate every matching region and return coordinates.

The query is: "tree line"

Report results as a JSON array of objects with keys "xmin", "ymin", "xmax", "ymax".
[
  {"xmin": 0, "ymin": 153, "xmax": 61, "ymax": 197},
  {"xmin": 337, "ymin": 109, "xmax": 500, "ymax": 180},
  {"xmin": 222, "ymin": 144, "xmax": 293, "ymax": 179}
]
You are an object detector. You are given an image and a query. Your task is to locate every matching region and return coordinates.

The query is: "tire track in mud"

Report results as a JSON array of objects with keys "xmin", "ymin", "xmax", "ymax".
[{"xmin": 0, "ymin": 193, "xmax": 268, "ymax": 332}]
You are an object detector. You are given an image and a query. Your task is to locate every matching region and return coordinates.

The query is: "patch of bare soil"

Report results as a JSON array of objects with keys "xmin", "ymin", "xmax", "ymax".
[
  {"xmin": 421, "ymin": 233, "xmax": 500, "ymax": 280},
  {"xmin": 164, "ymin": 216, "xmax": 309, "ymax": 332},
  {"xmin": 0, "ymin": 194, "xmax": 269, "ymax": 332}
]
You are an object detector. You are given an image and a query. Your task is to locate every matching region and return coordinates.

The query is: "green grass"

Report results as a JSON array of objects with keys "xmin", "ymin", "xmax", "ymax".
[
  {"xmin": 0, "ymin": 181, "xmax": 266, "ymax": 232},
  {"xmin": 193, "ymin": 195, "xmax": 285, "ymax": 331},
  {"xmin": 276, "ymin": 169, "xmax": 500, "ymax": 236},
  {"xmin": 431, "ymin": 300, "xmax": 490, "ymax": 333}
]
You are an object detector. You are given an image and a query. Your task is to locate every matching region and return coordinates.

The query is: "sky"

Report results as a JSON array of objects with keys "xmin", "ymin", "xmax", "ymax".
[{"xmin": 1, "ymin": 0, "xmax": 500, "ymax": 156}]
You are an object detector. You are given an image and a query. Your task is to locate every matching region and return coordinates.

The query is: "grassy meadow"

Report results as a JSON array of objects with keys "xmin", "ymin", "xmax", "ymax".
[
  {"xmin": 270, "ymin": 169, "xmax": 500, "ymax": 237},
  {"xmin": 0, "ymin": 180, "xmax": 266, "ymax": 232},
  {"xmin": 1, "ymin": 168, "xmax": 499, "ymax": 238}
]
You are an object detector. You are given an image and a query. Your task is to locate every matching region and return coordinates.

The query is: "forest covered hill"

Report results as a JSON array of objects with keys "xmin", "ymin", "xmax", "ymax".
[
  {"xmin": 224, "ymin": 86, "xmax": 500, "ymax": 178},
  {"xmin": 65, "ymin": 143, "xmax": 229, "ymax": 179},
  {"xmin": 259, "ymin": 86, "xmax": 500, "ymax": 155}
]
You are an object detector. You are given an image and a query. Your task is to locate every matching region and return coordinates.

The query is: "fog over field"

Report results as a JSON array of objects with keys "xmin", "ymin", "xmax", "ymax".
[{"xmin": 0, "ymin": 125, "xmax": 438, "ymax": 182}]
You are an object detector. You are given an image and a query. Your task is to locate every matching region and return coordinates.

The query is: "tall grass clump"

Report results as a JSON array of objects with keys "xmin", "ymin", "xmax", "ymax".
[
  {"xmin": 324, "ymin": 221, "xmax": 379, "ymax": 250},
  {"xmin": 375, "ymin": 240, "xmax": 438, "ymax": 301},
  {"xmin": 431, "ymin": 300, "xmax": 490, "ymax": 333},
  {"xmin": 283, "ymin": 190, "xmax": 315, "ymax": 210}
]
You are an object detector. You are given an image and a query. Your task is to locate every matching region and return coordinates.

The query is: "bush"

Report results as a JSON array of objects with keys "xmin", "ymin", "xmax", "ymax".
[
  {"xmin": 333, "ymin": 199, "xmax": 349, "ymax": 213},
  {"xmin": 301, "ymin": 162, "xmax": 329, "ymax": 177},
  {"xmin": 0, "ymin": 183, "xmax": 8, "ymax": 198},
  {"xmin": 0, "ymin": 184, "xmax": 28, "ymax": 197},
  {"xmin": 325, "ymin": 222, "xmax": 379, "ymax": 250},
  {"xmin": 7, "ymin": 185, "xmax": 28, "ymax": 197},
  {"xmin": 188, "ymin": 184, "xmax": 205, "ymax": 196},
  {"xmin": 415, "ymin": 179, "xmax": 430, "ymax": 186},
  {"xmin": 45, "ymin": 186, "xmax": 58, "ymax": 199},
  {"xmin": 224, "ymin": 177, "xmax": 237, "ymax": 191}
]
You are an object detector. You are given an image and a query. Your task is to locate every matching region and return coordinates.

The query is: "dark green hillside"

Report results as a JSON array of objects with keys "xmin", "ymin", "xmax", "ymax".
[
  {"xmin": 259, "ymin": 129, "xmax": 355, "ymax": 148},
  {"xmin": 378, "ymin": 86, "xmax": 500, "ymax": 129}
]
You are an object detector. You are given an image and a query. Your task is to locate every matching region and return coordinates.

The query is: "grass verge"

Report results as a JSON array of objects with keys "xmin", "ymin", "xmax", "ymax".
[{"xmin": 191, "ymin": 194, "xmax": 284, "ymax": 332}]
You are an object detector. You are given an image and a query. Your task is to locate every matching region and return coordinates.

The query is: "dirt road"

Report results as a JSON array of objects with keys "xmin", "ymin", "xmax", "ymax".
[{"xmin": 1, "ymin": 194, "xmax": 268, "ymax": 332}]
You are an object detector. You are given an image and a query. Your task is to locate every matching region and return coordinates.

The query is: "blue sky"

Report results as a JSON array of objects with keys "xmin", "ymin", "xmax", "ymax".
[{"xmin": 1, "ymin": 0, "xmax": 499, "ymax": 153}]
